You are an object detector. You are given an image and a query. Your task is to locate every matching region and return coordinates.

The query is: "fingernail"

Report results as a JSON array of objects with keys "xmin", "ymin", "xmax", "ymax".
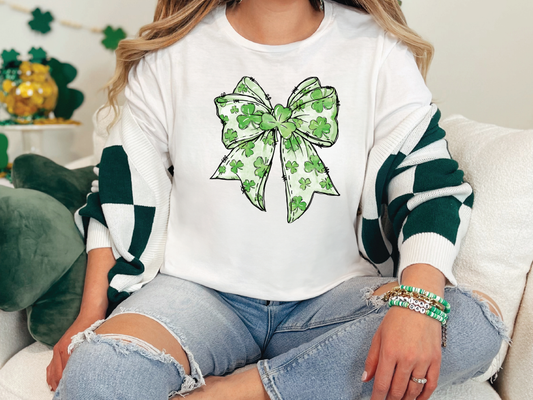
[{"xmin": 361, "ymin": 371, "xmax": 367, "ymax": 381}]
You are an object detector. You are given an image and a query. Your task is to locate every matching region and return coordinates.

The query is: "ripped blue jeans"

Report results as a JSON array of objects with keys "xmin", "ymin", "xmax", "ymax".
[{"xmin": 55, "ymin": 274, "xmax": 507, "ymax": 399}]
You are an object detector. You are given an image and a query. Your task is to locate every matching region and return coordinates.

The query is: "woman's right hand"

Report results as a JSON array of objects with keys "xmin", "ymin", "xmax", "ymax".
[
  {"xmin": 46, "ymin": 310, "xmax": 105, "ymax": 391},
  {"xmin": 45, "ymin": 246, "xmax": 115, "ymax": 391}
]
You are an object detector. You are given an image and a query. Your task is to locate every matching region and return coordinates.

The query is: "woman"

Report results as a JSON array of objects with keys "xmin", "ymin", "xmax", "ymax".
[{"xmin": 47, "ymin": 0, "xmax": 506, "ymax": 399}]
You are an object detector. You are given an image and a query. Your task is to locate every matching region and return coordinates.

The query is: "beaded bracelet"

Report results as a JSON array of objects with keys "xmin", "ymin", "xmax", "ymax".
[
  {"xmin": 392, "ymin": 295, "xmax": 449, "ymax": 320},
  {"xmin": 399, "ymin": 285, "xmax": 451, "ymax": 314},
  {"xmin": 382, "ymin": 287, "xmax": 446, "ymax": 313},
  {"xmin": 388, "ymin": 297, "xmax": 448, "ymax": 324},
  {"xmin": 384, "ymin": 286, "xmax": 450, "ymax": 347},
  {"xmin": 387, "ymin": 295, "xmax": 448, "ymax": 347}
]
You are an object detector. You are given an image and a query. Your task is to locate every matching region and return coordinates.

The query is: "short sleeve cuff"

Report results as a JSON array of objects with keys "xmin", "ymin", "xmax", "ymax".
[
  {"xmin": 86, "ymin": 218, "xmax": 112, "ymax": 253},
  {"xmin": 398, "ymin": 232, "xmax": 458, "ymax": 286}
]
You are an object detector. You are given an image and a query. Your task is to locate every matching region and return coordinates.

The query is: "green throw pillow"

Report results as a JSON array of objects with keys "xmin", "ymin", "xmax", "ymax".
[
  {"xmin": 26, "ymin": 251, "xmax": 87, "ymax": 347},
  {"xmin": 0, "ymin": 187, "xmax": 85, "ymax": 312},
  {"xmin": 0, "ymin": 154, "xmax": 97, "ymax": 346},
  {"xmin": 12, "ymin": 153, "xmax": 97, "ymax": 214}
]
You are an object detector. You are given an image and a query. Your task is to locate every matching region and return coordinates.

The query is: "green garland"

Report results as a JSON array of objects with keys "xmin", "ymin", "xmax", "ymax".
[{"xmin": 0, "ymin": 1, "xmax": 127, "ymax": 51}]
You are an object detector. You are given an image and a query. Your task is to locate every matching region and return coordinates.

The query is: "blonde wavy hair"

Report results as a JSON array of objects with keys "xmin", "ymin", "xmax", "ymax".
[{"xmin": 100, "ymin": 0, "xmax": 433, "ymax": 128}]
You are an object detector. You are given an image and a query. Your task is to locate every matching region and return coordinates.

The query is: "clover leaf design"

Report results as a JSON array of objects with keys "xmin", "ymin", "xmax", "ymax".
[
  {"xmin": 230, "ymin": 159, "xmax": 244, "ymax": 174},
  {"xmin": 224, "ymin": 129, "xmax": 238, "ymax": 142},
  {"xmin": 239, "ymin": 141, "xmax": 255, "ymax": 158},
  {"xmin": 299, "ymin": 178, "xmax": 311, "ymax": 190},
  {"xmin": 320, "ymin": 177, "xmax": 333, "ymax": 190},
  {"xmin": 243, "ymin": 179, "xmax": 256, "ymax": 193},
  {"xmin": 284, "ymin": 135, "xmax": 302, "ymax": 153},
  {"xmin": 290, "ymin": 196, "xmax": 307, "ymax": 212},
  {"xmin": 212, "ymin": 76, "xmax": 340, "ymax": 223},
  {"xmin": 311, "ymin": 88, "xmax": 335, "ymax": 113},
  {"xmin": 262, "ymin": 132, "xmax": 275, "ymax": 146},
  {"xmin": 309, "ymin": 117, "xmax": 331, "ymax": 139},
  {"xmin": 304, "ymin": 155, "xmax": 325, "ymax": 175},
  {"xmin": 285, "ymin": 161, "xmax": 299, "ymax": 174},
  {"xmin": 237, "ymin": 103, "xmax": 262, "ymax": 130},
  {"xmin": 217, "ymin": 98, "xmax": 228, "ymax": 107},
  {"xmin": 254, "ymin": 157, "xmax": 270, "ymax": 178}
]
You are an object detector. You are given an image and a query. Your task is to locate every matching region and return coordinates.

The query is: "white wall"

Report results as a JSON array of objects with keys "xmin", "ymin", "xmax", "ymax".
[
  {"xmin": 0, "ymin": 0, "xmax": 157, "ymax": 164},
  {"xmin": 1, "ymin": 0, "xmax": 531, "ymax": 164},
  {"xmin": 402, "ymin": 0, "xmax": 533, "ymax": 130}
]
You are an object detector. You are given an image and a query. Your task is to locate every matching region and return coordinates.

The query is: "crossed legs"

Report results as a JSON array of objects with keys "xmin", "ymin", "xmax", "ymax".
[{"xmin": 56, "ymin": 275, "xmax": 505, "ymax": 400}]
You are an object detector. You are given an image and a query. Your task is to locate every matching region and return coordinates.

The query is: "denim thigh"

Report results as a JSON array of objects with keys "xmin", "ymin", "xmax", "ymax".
[
  {"xmin": 258, "ymin": 281, "xmax": 507, "ymax": 400},
  {"xmin": 107, "ymin": 273, "xmax": 263, "ymax": 377},
  {"xmin": 56, "ymin": 273, "xmax": 263, "ymax": 399}
]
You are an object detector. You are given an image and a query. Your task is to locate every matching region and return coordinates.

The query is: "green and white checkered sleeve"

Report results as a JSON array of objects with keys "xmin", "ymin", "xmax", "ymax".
[
  {"xmin": 386, "ymin": 107, "xmax": 473, "ymax": 285},
  {"xmin": 74, "ymin": 104, "xmax": 172, "ymax": 312},
  {"xmin": 358, "ymin": 105, "xmax": 473, "ymax": 285}
]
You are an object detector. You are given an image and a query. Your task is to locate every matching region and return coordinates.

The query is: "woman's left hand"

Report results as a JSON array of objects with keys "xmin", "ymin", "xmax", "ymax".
[{"xmin": 363, "ymin": 298, "xmax": 442, "ymax": 400}]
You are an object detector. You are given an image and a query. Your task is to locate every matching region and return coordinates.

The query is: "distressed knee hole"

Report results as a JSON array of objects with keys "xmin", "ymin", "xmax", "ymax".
[
  {"xmin": 472, "ymin": 290, "xmax": 503, "ymax": 320},
  {"xmin": 67, "ymin": 313, "xmax": 206, "ymax": 396}
]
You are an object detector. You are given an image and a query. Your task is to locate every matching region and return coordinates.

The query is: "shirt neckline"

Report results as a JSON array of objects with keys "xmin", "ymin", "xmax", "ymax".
[{"xmin": 216, "ymin": 0, "xmax": 334, "ymax": 53}]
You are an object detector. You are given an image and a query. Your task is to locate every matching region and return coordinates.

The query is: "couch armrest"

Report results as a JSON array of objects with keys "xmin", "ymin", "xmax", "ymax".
[
  {"xmin": 495, "ymin": 263, "xmax": 533, "ymax": 399},
  {"xmin": 0, "ymin": 310, "xmax": 35, "ymax": 369}
]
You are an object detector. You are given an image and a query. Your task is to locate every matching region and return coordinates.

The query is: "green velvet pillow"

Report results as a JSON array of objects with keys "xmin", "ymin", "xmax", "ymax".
[
  {"xmin": 0, "ymin": 154, "xmax": 97, "ymax": 346},
  {"xmin": 12, "ymin": 154, "xmax": 96, "ymax": 214},
  {"xmin": 0, "ymin": 187, "xmax": 85, "ymax": 311},
  {"xmin": 26, "ymin": 251, "xmax": 87, "ymax": 347}
]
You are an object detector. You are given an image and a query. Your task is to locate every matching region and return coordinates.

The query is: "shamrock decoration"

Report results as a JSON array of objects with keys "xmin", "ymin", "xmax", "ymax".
[
  {"xmin": 230, "ymin": 159, "xmax": 244, "ymax": 174},
  {"xmin": 1, "ymin": 49, "xmax": 20, "ymax": 66},
  {"xmin": 242, "ymin": 180, "xmax": 256, "ymax": 193},
  {"xmin": 320, "ymin": 177, "xmax": 333, "ymax": 190},
  {"xmin": 29, "ymin": 47, "xmax": 48, "ymax": 64},
  {"xmin": 299, "ymin": 178, "xmax": 311, "ymax": 190},
  {"xmin": 285, "ymin": 161, "xmax": 299, "ymax": 174},
  {"xmin": 29, "ymin": 8, "xmax": 54, "ymax": 34},
  {"xmin": 224, "ymin": 129, "xmax": 238, "ymax": 143},
  {"xmin": 304, "ymin": 155, "xmax": 325, "ymax": 175},
  {"xmin": 309, "ymin": 117, "xmax": 331, "ymax": 138},
  {"xmin": 254, "ymin": 157, "xmax": 270, "ymax": 178},
  {"xmin": 239, "ymin": 141, "xmax": 255, "ymax": 158},
  {"xmin": 47, "ymin": 58, "xmax": 84, "ymax": 119},
  {"xmin": 211, "ymin": 76, "xmax": 340, "ymax": 223},
  {"xmin": 102, "ymin": 26, "xmax": 127, "ymax": 51},
  {"xmin": 291, "ymin": 196, "xmax": 307, "ymax": 212}
]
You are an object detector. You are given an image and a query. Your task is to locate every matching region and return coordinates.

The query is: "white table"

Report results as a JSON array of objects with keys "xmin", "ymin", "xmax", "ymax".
[
  {"xmin": 0, "ymin": 124, "xmax": 78, "ymax": 155},
  {"xmin": 0, "ymin": 178, "xmax": 13, "ymax": 188}
]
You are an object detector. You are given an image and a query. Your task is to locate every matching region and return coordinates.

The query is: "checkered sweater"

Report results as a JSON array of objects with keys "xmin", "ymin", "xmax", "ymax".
[{"xmin": 74, "ymin": 102, "xmax": 473, "ymax": 312}]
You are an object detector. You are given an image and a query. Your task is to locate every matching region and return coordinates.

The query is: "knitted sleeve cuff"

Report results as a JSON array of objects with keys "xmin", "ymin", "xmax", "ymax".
[
  {"xmin": 86, "ymin": 218, "xmax": 112, "ymax": 253},
  {"xmin": 398, "ymin": 232, "xmax": 458, "ymax": 286}
]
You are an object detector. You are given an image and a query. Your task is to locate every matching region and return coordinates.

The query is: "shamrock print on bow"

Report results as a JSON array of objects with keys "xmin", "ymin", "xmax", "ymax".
[{"xmin": 211, "ymin": 77, "xmax": 340, "ymax": 223}]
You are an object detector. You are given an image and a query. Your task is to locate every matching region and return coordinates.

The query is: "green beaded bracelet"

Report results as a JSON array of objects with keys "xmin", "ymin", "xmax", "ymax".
[
  {"xmin": 399, "ymin": 285, "xmax": 451, "ymax": 314},
  {"xmin": 388, "ymin": 297, "xmax": 448, "ymax": 325}
]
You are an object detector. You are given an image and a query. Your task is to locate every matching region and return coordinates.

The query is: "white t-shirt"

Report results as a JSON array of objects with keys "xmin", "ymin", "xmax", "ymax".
[{"xmin": 124, "ymin": 0, "xmax": 432, "ymax": 301}]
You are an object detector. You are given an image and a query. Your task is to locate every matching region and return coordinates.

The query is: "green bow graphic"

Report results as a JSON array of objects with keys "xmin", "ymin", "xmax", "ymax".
[{"xmin": 211, "ymin": 77, "xmax": 340, "ymax": 223}]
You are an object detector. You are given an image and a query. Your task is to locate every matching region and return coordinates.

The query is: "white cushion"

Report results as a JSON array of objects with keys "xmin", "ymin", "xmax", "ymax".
[
  {"xmin": 494, "ymin": 265, "xmax": 533, "ymax": 399},
  {"xmin": 0, "ymin": 311, "xmax": 34, "ymax": 369},
  {"xmin": 442, "ymin": 115, "xmax": 533, "ymax": 380},
  {"xmin": 0, "ymin": 342, "xmax": 501, "ymax": 400},
  {"xmin": 0, "ymin": 342, "xmax": 52, "ymax": 400}
]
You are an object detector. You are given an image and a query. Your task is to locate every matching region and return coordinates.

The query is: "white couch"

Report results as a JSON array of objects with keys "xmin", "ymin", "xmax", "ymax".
[{"xmin": 1, "ymin": 111, "xmax": 532, "ymax": 399}]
